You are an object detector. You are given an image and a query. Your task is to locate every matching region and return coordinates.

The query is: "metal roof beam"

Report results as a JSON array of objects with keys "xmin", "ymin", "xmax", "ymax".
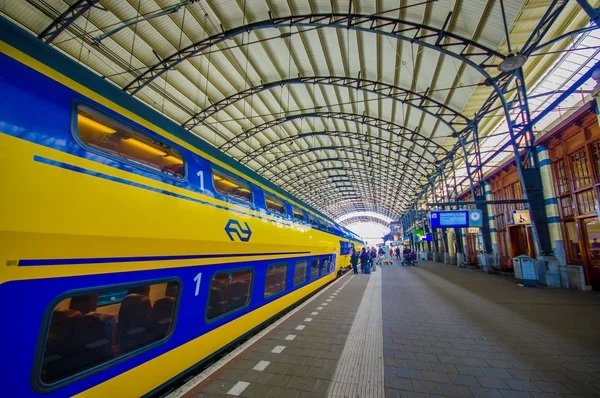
[
  {"xmin": 38, "ymin": 0, "xmax": 101, "ymax": 44},
  {"xmin": 123, "ymin": 12, "xmax": 505, "ymax": 95},
  {"xmin": 183, "ymin": 76, "xmax": 471, "ymax": 131},
  {"xmin": 254, "ymin": 145, "xmax": 432, "ymax": 179},
  {"xmin": 219, "ymin": 111, "xmax": 447, "ymax": 157},
  {"xmin": 239, "ymin": 130, "xmax": 444, "ymax": 171}
]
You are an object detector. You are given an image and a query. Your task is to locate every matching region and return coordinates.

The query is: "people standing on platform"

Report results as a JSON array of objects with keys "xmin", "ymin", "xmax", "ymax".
[
  {"xmin": 378, "ymin": 246, "xmax": 385, "ymax": 267},
  {"xmin": 395, "ymin": 247, "xmax": 400, "ymax": 260},
  {"xmin": 390, "ymin": 247, "xmax": 394, "ymax": 259},
  {"xmin": 360, "ymin": 247, "xmax": 368, "ymax": 273},
  {"xmin": 402, "ymin": 245, "xmax": 411, "ymax": 266},
  {"xmin": 370, "ymin": 247, "xmax": 377, "ymax": 272},
  {"xmin": 350, "ymin": 248, "xmax": 359, "ymax": 275}
]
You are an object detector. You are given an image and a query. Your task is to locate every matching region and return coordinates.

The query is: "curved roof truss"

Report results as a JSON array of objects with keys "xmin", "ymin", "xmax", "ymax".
[
  {"xmin": 124, "ymin": 13, "xmax": 505, "ymax": 95},
  {"xmin": 253, "ymin": 144, "xmax": 431, "ymax": 180},
  {"xmin": 183, "ymin": 76, "xmax": 471, "ymax": 131},
  {"xmin": 281, "ymin": 177, "xmax": 417, "ymax": 214},
  {"xmin": 243, "ymin": 131, "xmax": 441, "ymax": 175},
  {"xmin": 219, "ymin": 111, "xmax": 447, "ymax": 158},
  {"xmin": 339, "ymin": 215, "xmax": 391, "ymax": 229}
]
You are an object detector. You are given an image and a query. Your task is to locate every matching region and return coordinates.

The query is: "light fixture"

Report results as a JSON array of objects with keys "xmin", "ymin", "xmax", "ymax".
[
  {"xmin": 124, "ymin": 138, "xmax": 167, "ymax": 156},
  {"xmin": 592, "ymin": 67, "xmax": 600, "ymax": 82},
  {"xmin": 78, "ymin": 114, "xmax": 116, "ymax": 135},
  {"xmin": 498, "ymin": 53, "xmax": 527, "ymax": 72}
]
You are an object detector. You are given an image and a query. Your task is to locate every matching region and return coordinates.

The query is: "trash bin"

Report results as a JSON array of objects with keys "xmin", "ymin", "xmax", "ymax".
[{"xmin": 512, "ymin": 255, "xmax": 537, "ymax": 287}]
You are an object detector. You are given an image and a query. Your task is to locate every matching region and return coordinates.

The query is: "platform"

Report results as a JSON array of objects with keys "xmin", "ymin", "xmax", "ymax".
[{"xmin": 172, "ymin": 261, "xmax": 600, "ymax": 398}]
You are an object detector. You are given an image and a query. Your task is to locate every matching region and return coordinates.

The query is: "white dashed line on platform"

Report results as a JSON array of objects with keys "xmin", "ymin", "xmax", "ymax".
[
  {"xmin": 227, "ymin": 381, "xmax": 250, "ymax": 396},
  {"xmin": 304, "ymin": 318, "xmax": 313, "ymax": 322},
  {"xmin": 271, "ymin": 345, "xmax": 286, "ymax": 354},
  {"xmin": 295, "ymin": 325, "xmax": 305, "ymax": 330},
  {"xmin": 285, "ymin": 334, "xmax": 296, "ymax": 341},
  {"xmin": 311, "ymin": 312, "xmax": 319, "ymax": 316},
  {"xmin": 253, "ymin": 360, "xmax": 270, "ymax": 371}
]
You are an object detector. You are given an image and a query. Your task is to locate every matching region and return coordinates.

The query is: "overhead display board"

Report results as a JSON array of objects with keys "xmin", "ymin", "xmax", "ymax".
[{"xmin": 429, "ymin": 210, "xmax": 483, "ymax": 228}]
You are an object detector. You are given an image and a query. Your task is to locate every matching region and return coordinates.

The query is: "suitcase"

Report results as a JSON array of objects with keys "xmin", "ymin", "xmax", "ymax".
[{"xmin": 364, "ymin": 264, "xmax": 371, "ymax": 274}]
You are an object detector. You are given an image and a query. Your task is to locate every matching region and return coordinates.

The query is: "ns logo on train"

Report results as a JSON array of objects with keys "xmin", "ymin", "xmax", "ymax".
[{"xmin": 225, "ymin": 219, "xmax": 252, "ymax": 242}]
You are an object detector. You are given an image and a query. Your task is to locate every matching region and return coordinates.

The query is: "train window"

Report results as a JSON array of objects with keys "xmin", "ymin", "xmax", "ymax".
[
  {"xmin": 340, "ymin": 241, "xmax": 353, "ymax": 255},
  {"xmin": 75, "ymin": 105, "xmax": 185, "ymax": 178},
  {"xmin": 212, "ymin": 169, "xmax": 253, "ymax": 204},
  {"xmin": 265, "ymin": 263, "xmax": 287, "ymax": 297},
  {"xmin": 38, "ymin": 281, "xmax": 179, "ymax": 386},
  {"xmin": 308, "ymin": 214, "xmax": 319, "ymax": 228},
  {"xmin": 293, "ymin": 260, "xmax": 308, "ymax": 286},
  {"xmin": 321, "ymin": 258, "xmax": 329, "ymax": 275},
  {"xmin": 265, "ymin": 194, "xmax": 286, "ymax": 216},
  {"xmin": 207, "ymin": 269, "xmax": 253, "ymax": 320},
  {"xmin": 310, "ymin": 259, "xmax": 319, "ymax": 279},
  {"xmin": 292, "ymin": 206, "xmax": 306, "ymax": 223}
]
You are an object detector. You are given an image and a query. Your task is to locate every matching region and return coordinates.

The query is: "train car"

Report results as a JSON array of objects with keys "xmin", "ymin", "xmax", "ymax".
[{"xmin": 0, "ymin": 17, "xmax": 362, "ymax": 397}]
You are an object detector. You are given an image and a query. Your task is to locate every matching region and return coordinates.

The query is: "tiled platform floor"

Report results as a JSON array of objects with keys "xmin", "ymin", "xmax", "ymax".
[
  {"xmin": 383, "ymin": 261, "xmax": 600, "ymax": 398},
  {"xmin": 177, "ymin": 261, "xmax": 600, "ymax": 398}
]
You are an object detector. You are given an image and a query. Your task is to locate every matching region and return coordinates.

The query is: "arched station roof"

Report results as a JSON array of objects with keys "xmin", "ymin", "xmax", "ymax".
[{"xmin": 2, "ymin": 0, "xmax": 594, "ymax": 219}]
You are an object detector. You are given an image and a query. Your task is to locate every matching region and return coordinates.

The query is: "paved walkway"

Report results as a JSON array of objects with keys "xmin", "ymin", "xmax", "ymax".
[
  {"xmin": 383, "ymin": 261, "xmax": 600, "ymax": 398},
  {"xmin": 176, "ymin": 261, "xmax": 600, "ymax": 398}
]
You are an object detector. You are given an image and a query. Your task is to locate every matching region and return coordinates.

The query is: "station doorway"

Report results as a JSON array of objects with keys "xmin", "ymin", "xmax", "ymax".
[
  {"xmin": 581, "ymin": 218, "xmax": 600, "ymax": 290},
  {"xmin": 508, "ymin": 224, "xmax": 536, "ymax": 259}
]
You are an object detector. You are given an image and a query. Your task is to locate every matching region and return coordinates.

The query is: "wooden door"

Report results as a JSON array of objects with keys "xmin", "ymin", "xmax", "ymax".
[{"xmin": 581, "ymin": 218, "xmax": 600, "ymax": 290}]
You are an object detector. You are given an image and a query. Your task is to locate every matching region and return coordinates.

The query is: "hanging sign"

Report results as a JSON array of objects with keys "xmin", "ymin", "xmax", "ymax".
[
  {"xmin": 512, "ymin": 209, "xmax": 531, "ymax": 225},
  {"xmin": 421, "ymin": 233, "xmax": 433, "ymax": 241},
  {"xmin": 414, "ymin": 229, "xmax": 424, "ymax": 238},
  {"xmin": 429, "ymin": 210, "xmax": 483, "ymax": 228},
  {"xmin": 467, "ymin": 227, "xmax": 480, "ymax": 234}
]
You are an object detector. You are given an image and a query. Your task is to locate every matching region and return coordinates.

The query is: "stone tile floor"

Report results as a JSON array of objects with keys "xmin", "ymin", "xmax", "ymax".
[
  {"xmin": 383, "ymin": 261, "xmax": 600, "ymax": 398},
  {"xmin": 181, "ymin": 261, "xmax": 600, "ymax": 398},
  {"xmin": 188, "ymin": 272, "xmax": 370, "ymax": 398}
]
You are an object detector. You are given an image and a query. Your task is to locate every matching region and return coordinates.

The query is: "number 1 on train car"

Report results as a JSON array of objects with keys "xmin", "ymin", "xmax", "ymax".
[{"xmin": 194, "ymin": 273, "xmax": 202, "ymax": 296}]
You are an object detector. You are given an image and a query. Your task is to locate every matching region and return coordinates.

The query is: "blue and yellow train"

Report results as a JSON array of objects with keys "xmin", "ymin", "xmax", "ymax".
[{"xmin": 0, "ymin": 17, "xmax": 362, "ymax": 397}]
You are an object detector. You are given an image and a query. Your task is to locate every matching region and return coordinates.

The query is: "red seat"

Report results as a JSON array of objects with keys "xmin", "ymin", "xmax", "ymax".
[
  {"xmin": 227, "ymin": 281, "xmax": 249, "ymax": 311},
  {"xmin": 69, "ymin": 294, "xmax": 98, "ymax": 315},
  {"xmin": 165, "ymin": 281, "xmax": 178, "ymax": 297},
  {"xmin": 71, "ymin": 312, "xmax": 116, "ymax": 374},
  {"xmin": 41, "ymin": 309, "xmax": 82, "ymax": 383},
  {"xmin": 118, "ymin": 294, "xmax": 152, "ymax": 352},
  {"xmin": 127, "ymin": 285, "xmax": 150, "ymax": 296},
  {"xmin": 150, "ymin": 297, "xmax": 175, "ymax": 340}
]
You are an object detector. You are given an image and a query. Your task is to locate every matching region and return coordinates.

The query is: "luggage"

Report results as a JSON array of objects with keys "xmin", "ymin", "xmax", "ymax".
[{"xmin": 364, "ymin": 264, "xmax": 371, "ymax": 274}]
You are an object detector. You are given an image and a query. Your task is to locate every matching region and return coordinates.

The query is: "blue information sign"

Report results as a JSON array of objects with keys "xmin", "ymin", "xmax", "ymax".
[{"xmin": 429, "ymin": 210, "xmax": 483, "ymax": 228}]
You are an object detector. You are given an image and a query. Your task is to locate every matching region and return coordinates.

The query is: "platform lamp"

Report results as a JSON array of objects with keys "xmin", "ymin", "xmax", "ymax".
[{"xmin": 498, "ymin": 53, "xmax": 527, "ymax": 72}]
